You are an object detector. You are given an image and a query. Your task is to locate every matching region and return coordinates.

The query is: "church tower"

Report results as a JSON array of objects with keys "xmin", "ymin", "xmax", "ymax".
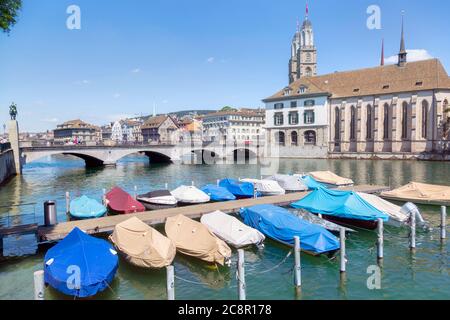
[
  {"xmin": 288, "ymin": 20, "xmax": 301, "ymax": 84},
  {"xmin": 296, "ymin": 3, "xmax": 317, "ymax": 79}
]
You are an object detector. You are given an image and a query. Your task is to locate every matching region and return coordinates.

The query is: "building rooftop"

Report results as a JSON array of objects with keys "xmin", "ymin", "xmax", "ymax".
[
  {"xmin": 264, "ymin": 59, "xmax": 450, "ymax": 101},
  {"xmin": 55, "ymin": 119, "xmax": 99, "ymax": 131},
  {"xmin": 141, "ymin": 115, "xmax": 177, "ymax": 129}
]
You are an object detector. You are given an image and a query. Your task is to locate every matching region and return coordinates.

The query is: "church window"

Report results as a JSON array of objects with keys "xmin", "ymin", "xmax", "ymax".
[
  {"xmin": 334, "ymin": 107, "xmax": 341, "ymax": 142},
  {"xmin": 350, "ymin": 106, "xmax": 357, "ymax": 140},
  {"xmin": 422, "ymin": 100, "xmax": 429, "ymax": 139},
  {"xmin": 402, "ymin": 102, "xmax": 408, "ymax": 139},
  {"xmin": 383, "ymin": 103, "xmax": 390, "ymax": 139},
  {"xmin": 366, "ymin": 105, "xmax": 373, "ymax": 139}
]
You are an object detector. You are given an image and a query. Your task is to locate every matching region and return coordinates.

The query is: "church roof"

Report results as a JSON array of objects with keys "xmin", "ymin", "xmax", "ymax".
[{"xmin": 264, "ymin": 59, "xmax": 450, "ymax": 101}]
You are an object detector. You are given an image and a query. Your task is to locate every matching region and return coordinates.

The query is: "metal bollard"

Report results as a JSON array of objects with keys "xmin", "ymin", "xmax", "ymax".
[
  {"xmin": 377, "ymin": 218, "xmax": 384, "ymax": 260},
  {"xmin": 102, "ymin": 188, "xmax": 106, "ymax": 205},
  {"xmin": 65, "ymin": 192, "xmax": 70, "ymax": 214},
  {"xmin": 410, "ymin": 210, "xmax": 416, "ymax": 250},
  {"xmin": 166, "ymin": 266, "xmax": 175, "ymax": 300},
  {"xmin": 34, "ymin": 270, "xmax": 45, "ymax": 300},
  {"xmin": 237, "ymin": 249, "xmax": 246, "ymax": 300},
  {"xmin": 441, "ymin": 206, "xmax": 447, "ymax": 240},
  {"xmin": 340, "ymin": 228, "xmax": 346, "ymax": 273},
  {"xmin": 294, "ymin": 236, "xmax": 302, "ymax": 289},
  {"xmin": 44, "ymin": 201, "xmax": 58, "ymax": 226},
  {"xmin": 134, "ymin": 186, "xmax": 138, "ymax": 199}
]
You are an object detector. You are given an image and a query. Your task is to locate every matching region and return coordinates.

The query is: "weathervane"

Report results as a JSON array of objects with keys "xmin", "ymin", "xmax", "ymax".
[{"xmin": 9, "ymin": 102, "xmax": 18, "ymax": 120}]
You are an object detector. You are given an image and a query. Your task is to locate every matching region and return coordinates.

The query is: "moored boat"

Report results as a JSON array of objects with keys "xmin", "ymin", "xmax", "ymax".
[
  {"xmin": 201, "ymin": 210, "xmax": 265, "ymax": 248},
  {"xmin": 69, "ymin": 195, "xmax": 107, "ymax": 219},
  {"xmin": 380, "ymin": 182, "xmax": 450, "ymax": 206},
  {"xmin": 267, "ymin": 174, "xmax": 308, "ymax": 192},
  {"xmin": 308, "ymin": 171, "xmax": 354, "ymax": 188},
  {"xmin": 109, "ymin": 217, "xmax": 176, "ymax": 268},
  {"xmin": 165, "ymin": 214, "xmax": 232, "ymax": 266},
  {"xmin": 137, "ymin": 190, "xmax": 178, "ymax": 210},
  {"xmin": 200, "ymin": 185, "xmax": 236, "ymax": 202},
  {"xmin": 291, "ymin": 187, "xmax": 389, "ymax": 230},
  {"xmin": 171, "ymin": 185, "xmax": 210, "ymax": 205},
  {"xmin": 44, "ymin": 227, "xmax": 119, "ymax": 298},
  {"xmin": 219, "ymin": 178, "xmax": 257, "ymax": 199},
  {"xmin": 105, "ymin": 187, "xmax": 145, "ymax": 214},
  {"xmin": 295, "ymin": 174, "xmax": 327, "ymax": 190},
  {"xmin": 239, "ymin": 204, "xmax": 340, "ymax": 255},
  {"xmin": 241, "ymin": 178, "xmax": 286, "ymax": 196}
]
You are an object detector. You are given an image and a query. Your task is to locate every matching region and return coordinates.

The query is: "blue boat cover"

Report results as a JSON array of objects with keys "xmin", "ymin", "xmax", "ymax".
[
  {"xmin": 240, "ymin": 204, "xmax": 340, "ymax": 254},
  {"xmin": 219, "ymin": 179, "xmax": 259, "ymax": 198},
  {"xmin": 291, "ymin": 187, "xmax": 390, "ymax": 222},
  {"xmin": 44, "ymin": 227, "xmax": 119, "ymax": 298},
  {"xmin": 70, "ymin": 195, "xmax": 107, "ymax": 219},
  {"xmin": 300, "ymin": 175, "xmax": 326, "ymax": 190},
  {"xmin": 201, "ymin": 185, "xmax": 236, "ymax": 201}
]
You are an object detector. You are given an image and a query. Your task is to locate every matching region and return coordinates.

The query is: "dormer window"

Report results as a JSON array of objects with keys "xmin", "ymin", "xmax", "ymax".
[
  {"xmin": 283, "ymin": 87, "xmax": 292, "ymax": 96},
  {"xmin": 353, "ymin": 88, "xmax": 360, "ymax": 93},
  {"xmin": 415, "ymin": 81, "xmax": 423, "ymax": 86},
  {"xmin": 298, "ymin": 86, "xmax": 308, "ymax": 94},
  {"xmin": 382, "ymin": 85, "xmax": 390, "ymax": 90}
]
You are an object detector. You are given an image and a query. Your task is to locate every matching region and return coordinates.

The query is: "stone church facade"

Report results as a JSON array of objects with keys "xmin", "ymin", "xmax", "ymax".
[{"xmin": 265, "ymin": 9, "xmax": 450, "ymax": 159}]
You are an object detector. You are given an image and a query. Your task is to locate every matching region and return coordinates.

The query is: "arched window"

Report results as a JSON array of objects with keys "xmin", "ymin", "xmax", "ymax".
[
  {"xmin": 366, "ymin": 105, "xmax": 373, "ymax": 139},
  {"xmin": 383, "ymin": 103, "xmax": 390, "ymax": 139},
  {"xmin": 291, "ymin": 131, "xmax": 298, "ymax": 146},
  {"xmin": 334, "ymin": 107, "xmax": 341, "ymax": 142},
  {"xmin": 275, "ymin": 131, "xmax": 285, "ymax": 146},
  {"xmin": 304, "ymin": 130, "xmax": 316, "ymax": 145},
  {"xmin": 305, "ymin": 67, "xmax": 312, "ymax": 77},
  {"xmin": 444, "ymin": 99, "xmax": 450, "ymax": 139},
  {"xmin": 402, "ymin": 101, "xmax": 408, "ymax": 139},
  {"xmin": 422, "ymin": 100, "xmax": 429, "ymax": 139},
  {"xmin": 350, "ymin": 106, "xmax": 357, "ymax": 140}
]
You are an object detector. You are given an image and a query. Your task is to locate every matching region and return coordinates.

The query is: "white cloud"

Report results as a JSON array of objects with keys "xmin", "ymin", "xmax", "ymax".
[
  {"xmin": 113, "ymin": 93, "xmax": 121, "ymax": 99},
  {"xmin": 131, "ymin": 68, "xmax": 141, "ymax": 73},
  {"xmin": 206, "ymin": 57, "xmax": 215, "ymax": 63},
  {"xmin": 74, "ymin": 79, "xmax": 91, "ymax": 85},
  {"xmin": 385, "ymin": 49, "xmax": 433, "ymax": 65},
  {"xmin": 42, "ymin": 118, "xmax": 59, "ymax": 123}
]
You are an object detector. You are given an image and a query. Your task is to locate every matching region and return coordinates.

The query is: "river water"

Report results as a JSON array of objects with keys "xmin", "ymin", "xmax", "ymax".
[{"xmin": 0, "ymin": 155, "xmax": 448, "ymax": 300}]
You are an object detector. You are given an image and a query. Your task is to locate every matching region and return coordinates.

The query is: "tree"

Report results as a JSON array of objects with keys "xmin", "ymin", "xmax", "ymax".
[
  {"xmin": 221, "ymin": 106, "xmax": 237, "ymax": 112},
  {"xmin": 0, "ymin": 0, "xmax": 22, "ymax": 34}
]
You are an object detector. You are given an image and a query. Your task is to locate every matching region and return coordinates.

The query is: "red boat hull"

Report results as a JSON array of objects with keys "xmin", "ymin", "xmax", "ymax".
[{"xmin": 105, "ymin": 187, "xmax": 145, "ymax": 214}]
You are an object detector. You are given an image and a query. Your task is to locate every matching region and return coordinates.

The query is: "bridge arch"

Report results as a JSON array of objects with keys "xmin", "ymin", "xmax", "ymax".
[{"xmin": 231, "ymin": 148, "xmax": 257, "ymax": 164}]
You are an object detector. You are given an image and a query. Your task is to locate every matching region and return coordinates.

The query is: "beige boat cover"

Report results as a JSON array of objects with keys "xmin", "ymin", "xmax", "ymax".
[
  {"xmin": 358, "ymin": 192, "xmax": 408, "ymax": 225},
  {"xmin": 110, "ymin": 217, "xmax": 176, "ymax": 269},
  {"xmin": 165, "ymin": 214, "xmax": 232, "ymax": 266},
  {"xmin": 381, "ymin": 182, "xmax": 450, "ymax": 203},
  {"xmin": 309, "ymin": 171, "xmax": 354, "ymax": 186}
]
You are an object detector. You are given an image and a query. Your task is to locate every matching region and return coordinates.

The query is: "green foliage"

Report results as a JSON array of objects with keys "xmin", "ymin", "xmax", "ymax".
[
  {"xmin": 221, "ymin": 106, "xmax": 237, "ymax": 112},
  {"xmin": 0, "ymin": 0, "xmax": 22, "ymax": 34}
]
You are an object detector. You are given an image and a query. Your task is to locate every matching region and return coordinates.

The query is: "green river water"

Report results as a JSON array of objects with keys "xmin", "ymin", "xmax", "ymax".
[{"xmin": 0, "ymin": 155, "xmax": 448, "ymax": 300}]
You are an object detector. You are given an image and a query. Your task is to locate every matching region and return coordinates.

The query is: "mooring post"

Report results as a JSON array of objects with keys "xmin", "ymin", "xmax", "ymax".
[
  {"xmin": 340, "ymin": 227, "xmax": 346, "ymax": 273},
  {"xmin": 294, "ymin": 236, "xmax": 302, "ymax": 289},
  {"xmin": 217, "ymin": 179, "xmax": 220, "ymax": 186},
  {"xmin": 253, "ymin": 186, "xmax": 258, "ymax": 199},
  {"xmin": 134, "ymin": 186, "xmax": 138, "ymax": 199},
  {"xmin": 165, "ymin": 183, "xmax": 169, "ymax": 190},
  {"xmin": 65, "ymin": 192, "xmax": 70, "ymax": 214},
  {"xmin": 192, "ymin": 181, "xmax": 195, "ymax": 187},
  {"xmin": 410, "ymin": 210, "xmax": 416, "ymax": 250},
  {"xmin": 441, "ymin": 206, "xmax": 447, "ymax": 240},
  {"xmin": 102, "ymin": 188, "xmax": 106, "ymax": 205},
  {"xmin": 377, "ymin": 218, "xmax": 384, "ymax": 261},
  {"xmin": 0, "ymin": 236, "xmax": 3, "ymax": 258},
  {"xmin": 237, "ymin": 249, "xmax": 246, "ymax": 300},
  {"xmin": 34, "ymin": 270, "xmax": 45, "ymax": 300},
  {"xmin": 166, "ymin": 265, "xmax": 175, "ymax": 300}
]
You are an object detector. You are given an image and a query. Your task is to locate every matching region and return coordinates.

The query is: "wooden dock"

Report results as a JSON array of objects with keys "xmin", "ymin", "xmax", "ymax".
[{"xmin": 37, "ymin": 184, "xmax": 389, "ymax": 242}]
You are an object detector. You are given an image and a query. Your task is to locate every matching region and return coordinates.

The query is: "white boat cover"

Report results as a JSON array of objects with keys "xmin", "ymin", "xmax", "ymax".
[
  {"xmin": 109, "ymin": 217, "xmax": 176, "ymax": 268},
  {"xmin": 267, "ymin": 174, "xmax": 308, "ymax": 192},
  {"xmin": 357, "ymin": 192, "xmax": 408, "ymax": 227},
  {"xmin": 201, "ymin": 211, "xmax": 265, "ymax": 248},
  {"xmin": 241, "ymin": 179, "xmax": 286, "ymax": 196},
  {"xmin": 309, "ymin": 171, "xmax": 354, "ymax": 186},
  {"xmin": 137, "ymin": 190, "xmax": 178, "ymax": 205},
  {"xmin": 165, "ymin": 214, "xmax": 232, "ymax": 266},
  {"xmin": 381, "ymin": 182, "xmax": 450, "ymax": 204},
  {"xmin": 171, "ymin": 186, "xmax": 210, "ymax": 204}
]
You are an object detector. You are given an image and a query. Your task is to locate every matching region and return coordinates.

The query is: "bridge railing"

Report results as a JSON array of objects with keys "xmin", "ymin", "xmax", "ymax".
[{"xmin": 0, "ymin": 142, "xmax": 11, "ymax": 153}]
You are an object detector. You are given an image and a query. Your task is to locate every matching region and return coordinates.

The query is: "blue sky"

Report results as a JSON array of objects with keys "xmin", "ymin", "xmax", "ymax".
[{"xmin": 1, "ymin": 0, "xmax": 449, "ymax": 132}]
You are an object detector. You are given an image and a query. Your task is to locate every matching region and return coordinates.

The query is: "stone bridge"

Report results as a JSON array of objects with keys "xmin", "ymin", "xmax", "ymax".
[{"xmin": 19, "ymin": 143, "xmax": 262, "ymax": 168}]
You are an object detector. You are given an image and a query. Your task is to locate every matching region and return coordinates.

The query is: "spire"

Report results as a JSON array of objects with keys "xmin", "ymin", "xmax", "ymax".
[
  {"xmin": 381, "ymin": 38, "xmax": 385, "ymax": 66},
  {"xmin": 398, "ymin": 11, "xmax": 407, "ymax": 67},
  {"xmin": 306, "ymin": 2, "xmax": 309, "ymax": 18}
]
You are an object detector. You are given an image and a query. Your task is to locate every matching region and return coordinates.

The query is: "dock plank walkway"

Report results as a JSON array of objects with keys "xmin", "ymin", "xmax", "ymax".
[{"xmin": 37, "ymin": 184, "xmax": 388, "ymax": 242}]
